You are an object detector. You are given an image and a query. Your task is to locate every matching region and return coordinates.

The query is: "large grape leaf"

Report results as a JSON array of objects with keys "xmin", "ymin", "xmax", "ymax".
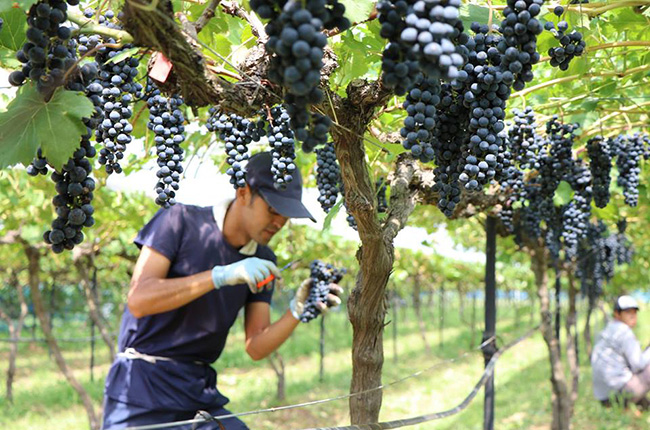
[
  {"xmin": 0, "ymin": 84, "xmax": 94, "ymax": 170},
  {"xmin": 339, "ymin": 0, "xmax": 375, "ymax": 24},
  {"xmin": 0, "ymin": 8, "xmax": 26, "ymax": 51},
  {"xmin": 0, "ymin": 0, "xmax": 38, "ymax": 13}
]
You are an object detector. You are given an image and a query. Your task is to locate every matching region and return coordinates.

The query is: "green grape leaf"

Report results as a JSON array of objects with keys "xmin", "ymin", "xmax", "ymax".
[
  {"xmin": 104, "ymin": 47, "xmax": 140, "ymax": 65},
  {"xmin": 339, "ymin": 0, "xmax": 375, "ymax": 24},
  {"xmin": 0, "ymin": 84, "xmax": 95, "ymax": 170},
  {"xmin": 553, "ymin": 181, "xmax": 574, "ymax": 207},
  {"xmin": 323, "ymin": 198, "xmax": 343, "ymax": 232},
  {"xmin": 460, "ymin": 4, "xmax": 490, "ymax": 30},
  {"xmin": 0, "ymin": 1, "xmax": 38, "ymax": 13},
  {"xmin": 0, "ymin": 8, "xmax": 27, "ymax": 51}
]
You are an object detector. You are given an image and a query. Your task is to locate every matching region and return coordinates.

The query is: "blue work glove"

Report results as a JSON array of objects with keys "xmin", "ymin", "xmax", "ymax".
[
  {"xmin": 211, "ymin": 258, "xmax": 280, "ymax": 294},
  {"xmin": 289, "ymin": 279, "xmax": 344, "ymax": 321}
]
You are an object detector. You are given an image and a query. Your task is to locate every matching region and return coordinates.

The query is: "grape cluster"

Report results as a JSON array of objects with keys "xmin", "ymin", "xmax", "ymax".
[
  {"xmin": 145, "ymin": 80, "xmax": 186, "ymax": 208},
  {"xmin": 376, "ymin": 178, "xmax": 388, "ymax": 213},
  {"xmin": 562, "ymin": 161, "xmax": 592, "ymax": 259},
  {"xmin": 614, "ymin": 134, "xmax": 643, "ymax": 207},
  {"xmin": 93, "ymin": 49, "xmax": 140, "ymax": 174},
  {"xmin": 507, "ymin": 106, "xmax": 540, "ymax": 169},
  {"xmin": 430, "ymin": 83, "xmax": 467, "ymax": 217},
  {"xmin": 315, "ymin": 141, "xmax": 341, "ymax": 213},
  {"xmin": 400, "ymin": 76, "xmax": 440, "ymax": 162},
  {"xmin": 42, "ymin": 135, "xmax": 96, "ymax": 253},
  {"xmin": 586, "ymin": 136, "xmax": 612, "ymax": 208},
  {"xmin": 299, "ymin": 260, "xmax": 346, "ymax": 323},
  {"xmin": 545, "ymin": 6, "xmax": 585, "ymax": 71},
  {"xmin": 497, "ymin": 0, "xmax": 543, "ymax": 91},
  {"xmin": 398, "ymin": 0, "xmax": 465, "ymax": 80},
  {"xmin": 457, "ymin": 23, "xmax": 510, "ymax": 191},
  {"xmin": 206, "ymin": 109, "xmax": 265, "ymax": 188},
  {"xmin": 377, "ymin": 0, "xmax": 465, "ymax": 95},
  {"xmin": 9, "ymin": 0, "xmax": 78, "ymax": 97},
  {"xmin": 267, "ymin": 106, "xmax": 297, "ymax": 190},
  {"xmin": 251, "ymin": 0, "xmax": 349, "ymax": 151},
  {"xmin": 614, "ymin": 219, "xmax": 634, "ymax": 265}
]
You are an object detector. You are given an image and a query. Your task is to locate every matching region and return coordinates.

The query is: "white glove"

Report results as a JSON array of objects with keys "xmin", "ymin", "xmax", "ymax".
[
  {"xmin": 211, "ymin": 257, "xmax": 280, "ymax": 294},
  {"xmin": 289, "ymin": 279, "xmax": 344, "ymax": 321}
]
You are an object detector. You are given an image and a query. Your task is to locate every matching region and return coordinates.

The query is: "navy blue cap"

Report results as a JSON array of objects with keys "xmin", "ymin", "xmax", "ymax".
[{"xmin": 245, "ymin": 152, "xmax": 316, "ymax": 222}]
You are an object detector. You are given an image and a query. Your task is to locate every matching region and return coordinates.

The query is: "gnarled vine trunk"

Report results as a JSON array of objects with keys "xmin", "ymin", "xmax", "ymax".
[
  {"xmin": 24, "ymin": 246, "xmax": 99, "ymax": 430},
  {"xmin": 532, "ymin": 246, "xmax": 571, "ymax": 430},
  {"xmin": 565, "ymin": 272, "xmax": 579, "ymax": 416}
]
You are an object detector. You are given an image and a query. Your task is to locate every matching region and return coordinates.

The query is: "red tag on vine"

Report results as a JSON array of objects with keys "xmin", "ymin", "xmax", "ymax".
[{"xmin": 149, "ymin": 52, "xmax": 173, "ymax": 83}]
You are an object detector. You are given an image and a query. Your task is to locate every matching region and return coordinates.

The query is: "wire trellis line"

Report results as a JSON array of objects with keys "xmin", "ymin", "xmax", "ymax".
[{"xmin": 124, "ymin": 329, "xmax": 535, "ymax": 430}]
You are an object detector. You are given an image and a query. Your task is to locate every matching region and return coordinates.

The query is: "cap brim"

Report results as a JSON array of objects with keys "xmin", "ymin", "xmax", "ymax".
[{"xmin": 259, "ymin": 189, "xmax": 316, "ymax": 223}]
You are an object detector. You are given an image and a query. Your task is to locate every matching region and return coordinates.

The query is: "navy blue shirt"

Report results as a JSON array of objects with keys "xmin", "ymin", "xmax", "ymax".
[{"xmin": 104, "ymin": 204, "xmax": 276, "ymax": 411}]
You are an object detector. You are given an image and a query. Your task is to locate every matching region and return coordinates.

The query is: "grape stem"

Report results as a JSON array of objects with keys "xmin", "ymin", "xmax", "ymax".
[
  {"xmin": 194, "ymin": 0, "xmax": 222, "ymax": 34},
  {"xmin": 539, "ymin": 41, "xmax": 650, "ymax": 63},
  {"xmin": 483, "ymin": 1, "xmax": 650, "ymax": 17},
  {"xmin": 512, "ymin": 64, "xmax": 650, "ymax": 98},
  {"xmin": 326, "ymin": 10, "xmax": 378, "ymax": 38},
  {"xmin": 219, "ymin": 0, "xmax": 268, "ymax": 42},
  {"xmin": 67, "ymin": 10, "xmax": 134, "ymax": 44}
]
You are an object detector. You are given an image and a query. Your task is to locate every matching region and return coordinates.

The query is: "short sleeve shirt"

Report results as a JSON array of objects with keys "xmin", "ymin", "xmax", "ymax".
[{"xmin": 105, "ymin": 203, "xmax": 275, "ymax": 410}]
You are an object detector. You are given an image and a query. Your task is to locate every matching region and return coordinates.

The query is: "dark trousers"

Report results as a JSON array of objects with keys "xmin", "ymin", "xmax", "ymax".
[{"xmin": 102, "ymin": 397, "xmax": 249, "ymax": 430}]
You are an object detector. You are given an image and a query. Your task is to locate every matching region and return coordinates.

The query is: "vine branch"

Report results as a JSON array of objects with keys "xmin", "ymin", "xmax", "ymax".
[
  {"xmin": 194, "ymin": 0, "xmax": 221, "ymax": 33},
  {"xmin": 67, "ymin": 10, "xmax": 134, "ymax": 44}
]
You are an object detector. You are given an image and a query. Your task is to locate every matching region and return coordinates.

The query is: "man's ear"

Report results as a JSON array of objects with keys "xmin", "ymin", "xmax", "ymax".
[{"xmin": 235, "ymin": 185, "xmax": 252, "ymax": 204}]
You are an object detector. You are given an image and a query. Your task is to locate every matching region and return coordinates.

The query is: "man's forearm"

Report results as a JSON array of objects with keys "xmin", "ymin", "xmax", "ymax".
[
  {"xmin": 246, "ymin": 311, "xmax": 300, "ymax": 360},
  {"xmin": 128, "ymin": 271, "xmax": 214, "ymax": 318}
]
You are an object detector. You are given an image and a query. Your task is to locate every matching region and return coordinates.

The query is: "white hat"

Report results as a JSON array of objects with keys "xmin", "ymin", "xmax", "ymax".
[{"xmin": 615, "ymin": 295, "xmax": 639, "ymax": 312}]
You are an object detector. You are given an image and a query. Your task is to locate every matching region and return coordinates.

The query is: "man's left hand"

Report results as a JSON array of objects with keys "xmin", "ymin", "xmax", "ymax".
[{"xmin": 289, "ymin": 279, "xmax": 344, "ymax": 321}]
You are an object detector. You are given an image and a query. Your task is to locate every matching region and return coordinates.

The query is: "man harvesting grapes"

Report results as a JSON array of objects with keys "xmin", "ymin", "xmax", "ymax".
[
  {"xmin": 102, "ymin": 152, "xmax": 343, "ymax": 429},
  {"xmin": 592, "ymin": 295, "xmax": 650, "ymax": 411}
]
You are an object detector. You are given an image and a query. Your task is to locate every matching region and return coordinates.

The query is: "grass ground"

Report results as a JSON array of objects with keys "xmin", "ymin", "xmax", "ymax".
[{"xmin": 1, "ymin": 296, "xmax": 649, "ymax": 430}]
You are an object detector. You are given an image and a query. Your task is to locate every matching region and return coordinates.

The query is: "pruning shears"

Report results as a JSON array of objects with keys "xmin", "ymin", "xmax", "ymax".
[{"xmin": 256, "ymin": 259, "xmax": 300, "ymax": 289}]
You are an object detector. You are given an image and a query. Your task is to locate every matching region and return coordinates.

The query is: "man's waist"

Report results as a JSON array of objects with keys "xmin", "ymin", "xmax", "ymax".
[{"xmin": 118, "ymin": 347, "xmax": 206, "ymax": 366}]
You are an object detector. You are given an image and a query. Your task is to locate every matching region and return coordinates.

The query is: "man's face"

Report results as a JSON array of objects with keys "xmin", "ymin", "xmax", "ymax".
[
  {"xmin": 241, "ymin": 189, "xmax": 289, "ymax": 246},
  {"xmin": 615, "ymin": 309, "xmax": 638, "ymax": 328}
]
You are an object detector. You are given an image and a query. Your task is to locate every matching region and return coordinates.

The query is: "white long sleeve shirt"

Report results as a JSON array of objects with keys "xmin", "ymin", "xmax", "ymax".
[{"xmin": 591, "ymin": 320, "xmax": 650, "ymax": 400}]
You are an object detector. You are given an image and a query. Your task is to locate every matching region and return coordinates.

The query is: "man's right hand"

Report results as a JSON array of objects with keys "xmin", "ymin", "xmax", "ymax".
[{"xmin": 211, "ymin": 258, "xmax": 280, "ymax": 293}]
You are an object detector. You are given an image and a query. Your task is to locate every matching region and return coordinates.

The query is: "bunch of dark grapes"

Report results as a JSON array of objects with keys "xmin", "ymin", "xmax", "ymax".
[
  {"xmin": 497, "ymin": 0, "xmax": 543, "ymax": 91},
  {"xmin": 430, "ymin": 83, "xmax": 468, "ymax": 217},
  {"xmin": 42, "ymin": 136, "xmax": 97, "ymax": 253},
  {"xmin": 267, "ymin": 106, "xmax": 297, "ymax": 190},
  {"xmin": 9, "ymin": 0, "xmax": 78, "ymax": 97},
  {"xmin": 614, "ymin": 134, "xmax": 643, "ymax": 207},
  {"xmin": 93, "ymin": 46, "xmax": 140, "ymax": 174},
  {"xmin": 562, "ymin": 161, "xmax": 592, "ymax": 259},
  {"xmin": 614, "ymin": 219, "xmax": 634, "ymax": 265},
  {"xmin": 299, "ymin": 260, "xmax": 346, "ymax": 323},
  {"xmin": 251, "ymin": 0, "xmax": 349, "ymax": 151},
  {"xmin": 400, "ymin": 76, "xmax": 440, "ymax": 162},
  {"xmin": 544, "ymin": 6, "xmax": 585, "ymax": 71},
  {"xmin": 457, "ymin": 23, "xmax": 509, "ymax": 191},
  {"xmin": 376, "ymin": 178, "xmax": 388, "ymax": 213},
  {"xmin": 507, "ymin": 106, "xmax": 540, "ymax": 169},
  {"xmin": 577, "ymin": 221, "xmax": 607, "ymax": 299},
  {"xmin": 586, "ymin": 135, "xmax": 612, "ymax": 208},
  {"xmin": 315, "ymin": 141, "xmax": 341, "ymax": 213},
  {"xmin": 397, "ymin": 0, "xmax": 465, "ymax": 80},
  {"xmin": 145, "ymin": 80, "xmax": 186, "ymax": 208},
  {"xmin": 206, "ymin": 109, "xmax": 265, "ymax": 188},
  {"xmin": 376, "ymin": 0, "xmax": 421, "ymax": 95}
]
